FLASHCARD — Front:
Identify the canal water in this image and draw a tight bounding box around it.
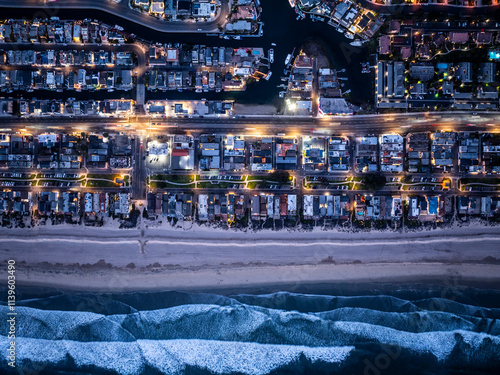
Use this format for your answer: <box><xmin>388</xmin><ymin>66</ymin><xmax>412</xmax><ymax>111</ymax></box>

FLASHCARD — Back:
<box><xmin>1</xmin><ymin>0</ymin><xmax>372</xmax><ymax>106</ymax></box>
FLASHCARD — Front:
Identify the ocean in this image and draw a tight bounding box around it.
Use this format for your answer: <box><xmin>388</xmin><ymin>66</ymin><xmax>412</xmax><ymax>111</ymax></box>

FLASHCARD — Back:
<box><xmin>1</xmin><ymin>285</ymin><xmax>500</xmax><ymax>374</ymax></box>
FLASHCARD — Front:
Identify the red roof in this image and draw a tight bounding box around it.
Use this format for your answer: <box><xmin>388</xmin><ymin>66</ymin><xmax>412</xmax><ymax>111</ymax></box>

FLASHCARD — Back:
<box><xmin>172</xmin><ymin>149</ymin><xmax>189</xmax><ymax>157</ymax></box>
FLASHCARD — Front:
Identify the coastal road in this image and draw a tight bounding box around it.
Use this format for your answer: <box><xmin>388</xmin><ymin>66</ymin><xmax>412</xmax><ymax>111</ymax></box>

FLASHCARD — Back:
<box><xmin>1</xmin><ymin>112</ymin><xmax>499</xmax><ymax>135</ymax></box>
<box><xmin>0</xmin><ymin>0</ymin><xmax>230</xmax><ymax>33</ymax></box>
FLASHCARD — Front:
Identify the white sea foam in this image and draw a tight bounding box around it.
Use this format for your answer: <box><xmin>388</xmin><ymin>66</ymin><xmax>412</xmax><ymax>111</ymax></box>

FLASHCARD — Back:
<box><xmin>414</xmin><ymin>298</ymin><xmax>500</xmax><ymax>318</ymax></box>
<box><xmin>64</xmin><ymin>340</ymin><xmax>144</xmax><ymax>374</ymax></box>
<box><xmin>0</xmin><ymin>306</ymin><xmax>131</xmax><ymax>342</ymax></box>
<box><xmin>316</xmin><ymin>307</ymin><xmax>477</xmax><ymax>333</ymax></box>
<box><xmin>233</xmin><ymin>292</ymin><xmax>418</xmax><ymax>313</ymax></box>
<box><xmin>277</xmin><ymin>310</ymin><xmax>322</xmax><ymax>324</ymax></box>
<box><xmin>5</xmin><ymin>302</ymin><xmax>498</xmax><ymax>349</ymax></box>
<box><xmin>1</xmin><ymin>336</ymin><xmax>353</xmax><ymax>375</ymax></box>
<box><xmin>2</xmin><ymin>336</ymin><xmax>67</xmax><ymax>367</ymax></box>
<box><xmin>137</xmin><ymin>339</ymin><xmax>182</xmax><ymax>373</ymax></box>
<box><xmin>459</xmin><ymin>330</ymin><xmax>498</xmax><ymax>350</ymax></box>
<box><xmin>139</xmin><ymin>339</ymin><xmax>354</xmax><ymax>375</ymax></box>
<box><xmin>110</xmin><ymin>304</ymin><xmax>271</xmax><ymax>341</ymax></box>
<box><xmin>2</xmin><ymin>297</ymin><xmax>500</xmax><ymax>375</ymax></box>
<box><xmin>333</xmin><ymin>321</ymin><xmax>500</xmax><ymax>361</ymax></box>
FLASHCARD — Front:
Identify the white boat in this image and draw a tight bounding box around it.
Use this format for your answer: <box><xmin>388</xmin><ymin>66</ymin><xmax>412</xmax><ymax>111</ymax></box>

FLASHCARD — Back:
<box><xmin>345</xmin><ymin>32</ymin><xmax>354</xmax><ymax>40</ymax></box>
<box><xmin>265</xmin><ymin>71</ymin><xmax>272</xmax><ymax>81</ymax></box>
<box><xmin>350</xmin><ymin>40</ymin><xmax>363</xmax><ymax>47</ymax></box>
<box><xmin>285</xmin><ymin>54</ymin><xmax>292</xmax><ymax>65</ymax></box>
<box><xmin>269</xmin><ymin>49</ymin><xmax>274</xmax><ymax>63</ymax></box>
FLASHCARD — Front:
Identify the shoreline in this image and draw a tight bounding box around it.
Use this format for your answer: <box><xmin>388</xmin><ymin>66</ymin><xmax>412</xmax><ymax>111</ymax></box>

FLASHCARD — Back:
<box><xmin>12</xmin><ymin>262</ymin><xmax>500</xmax><ymax>294</ymax></box>
<box><xmin>11</xmin><ymin>276</ymin><xmax>500</xmax><ymax>301</ymax></box>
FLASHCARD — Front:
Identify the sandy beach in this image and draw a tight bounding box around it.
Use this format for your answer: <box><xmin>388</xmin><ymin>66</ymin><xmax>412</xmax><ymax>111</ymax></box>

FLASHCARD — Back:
<box><xmin>2</xmin><ymin>222</ymin><xmax>500</xmax><ymax>293</ymax></box>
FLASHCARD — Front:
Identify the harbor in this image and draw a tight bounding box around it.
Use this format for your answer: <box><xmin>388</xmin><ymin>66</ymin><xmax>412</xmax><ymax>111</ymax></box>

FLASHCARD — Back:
<box><xmin>0</xmin><ymin>2</ymin><xmax>372</xmax><ymax>109</ymax></box>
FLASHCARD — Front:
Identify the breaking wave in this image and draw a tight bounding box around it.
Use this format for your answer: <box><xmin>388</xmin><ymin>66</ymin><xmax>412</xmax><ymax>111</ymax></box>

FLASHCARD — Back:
<box><xmin>1</xmin><ymin>290</ymin><xmax>500</xmax><ymax>374</ymax></box>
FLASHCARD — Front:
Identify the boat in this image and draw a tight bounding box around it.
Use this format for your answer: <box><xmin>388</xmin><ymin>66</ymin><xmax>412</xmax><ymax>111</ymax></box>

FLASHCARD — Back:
<box><xmin>269</xmin><ymin>49</ymin><xmax>274</xmax><ymax>63</ymax></box>
<box><xmin>285</xmin><ymin>54</ymin><xmax>292</xmax><ymax>65</ymax></box>
<box><xmin>265</xmin><ymin>71</ymin><xmax>272</xmax><ymax>81</ymax></box>
<box><xmin>350</xmin><ymin>40</ymin><xmax>363</xmax><ymax>47</ymax></box>
<box><xmin>345</xmin><ymin>32</ymin><xmax>354</xmax><ymax>40</ymax></box>
<box><xmin>361</xmin><ymin>62</ymin><xmax>371</xmax><ymax>74</ymax></box>
<box><xmin>310</xmin><ymin>15</ymin><xmax>324</xmax><ymax>22</ymax></box>
<box><xmin>99</xmin><ymin>27</ymin><xmax>108</xmax><ymax>43</ymax></box>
